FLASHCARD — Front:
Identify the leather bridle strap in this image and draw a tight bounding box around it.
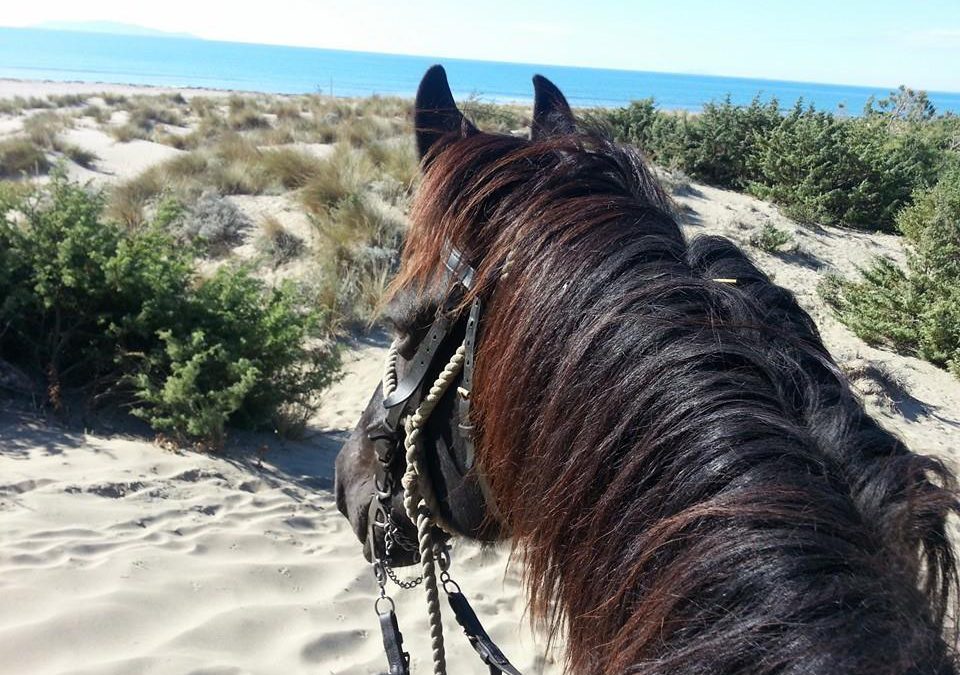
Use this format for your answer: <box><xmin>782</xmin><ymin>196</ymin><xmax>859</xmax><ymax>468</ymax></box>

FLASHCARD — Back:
<box><xmin>457</xmin><ymin>295</ymin><xmax>482</xmax><ymax>469</ymax></box>
<box><xmin>381</xmin><ymin>243</ymin><xmax>477</xmax><ymax>416</ymax></box>
<box><xmin>447</xmin><ymin>588</ymin><xmax>523</xmax><ymax>675</ymax></box>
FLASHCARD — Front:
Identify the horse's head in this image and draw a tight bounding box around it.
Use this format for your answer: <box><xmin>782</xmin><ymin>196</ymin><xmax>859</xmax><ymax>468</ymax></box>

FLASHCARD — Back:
<box><xmin>336</xmin><ymin>66</ymin><xmax>960</xmax><ymax>674</ymax></box>
<box><xmin>335</xmin><ymin>66</ymin><xmax>577</xmax><ymax>565</ymax></box>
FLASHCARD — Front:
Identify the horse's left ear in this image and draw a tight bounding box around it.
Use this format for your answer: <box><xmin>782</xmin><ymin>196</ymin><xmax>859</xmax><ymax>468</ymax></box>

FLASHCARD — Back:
<box><xmin>415</xmin><ymin>65</ymin><xmax>477</xmax><ymax>161</ymax></box>
<box><xmin>531</xmin><ymin>74</ymin><xmax>576</xmax><ymax>140</ymax></box>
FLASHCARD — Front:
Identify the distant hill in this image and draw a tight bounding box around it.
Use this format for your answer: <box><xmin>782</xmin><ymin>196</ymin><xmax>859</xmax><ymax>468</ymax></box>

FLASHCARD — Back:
<box><xmin>33</xmin><ymin>21</ymin><xmax>195</xmax><ymax>39</ymax></box>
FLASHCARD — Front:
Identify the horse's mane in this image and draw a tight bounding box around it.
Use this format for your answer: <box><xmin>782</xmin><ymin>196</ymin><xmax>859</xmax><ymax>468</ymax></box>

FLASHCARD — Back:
<box><xmin>392</xmin><ymin>129</ymin><xmax>960</xmax><ymax>673</ymax></box>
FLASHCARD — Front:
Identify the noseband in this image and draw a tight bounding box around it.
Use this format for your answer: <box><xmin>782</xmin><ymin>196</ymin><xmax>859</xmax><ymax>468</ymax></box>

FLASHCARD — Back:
<box><xmin>364</xmin><ymin>244</ymin><xmax>521</xmax><ymax>675</ymax></box>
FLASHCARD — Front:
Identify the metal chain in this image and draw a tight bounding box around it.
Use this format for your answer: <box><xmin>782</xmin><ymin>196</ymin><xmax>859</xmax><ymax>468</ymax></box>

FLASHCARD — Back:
<box><xmin>385</xmin><ymin>519</ymin><xmax>424</xmax><ymax>589</ymax></box>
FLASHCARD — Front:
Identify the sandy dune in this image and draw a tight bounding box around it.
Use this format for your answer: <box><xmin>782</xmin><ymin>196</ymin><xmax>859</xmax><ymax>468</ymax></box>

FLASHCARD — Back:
<box><xmin>61</xmin><ymin>126</ymin><xmax>185</xmax><ymax>183</ymax></box>
<box><xmin>0</xmin><ymin>340</ymin><xmax>560</xmax><ymax>675</ymax></box>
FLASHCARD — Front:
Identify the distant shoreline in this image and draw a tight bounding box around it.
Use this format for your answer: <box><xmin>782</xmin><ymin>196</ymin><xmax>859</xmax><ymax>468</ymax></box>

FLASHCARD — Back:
<box><xmin>0</xmin><ymin>78</ymin><xmax>266</xmax><ymax>101</ymax></box>
<box><xmin>0</xmin><ymin>77</ymin><xmax>540</xmax><ymax>108</ymax></box>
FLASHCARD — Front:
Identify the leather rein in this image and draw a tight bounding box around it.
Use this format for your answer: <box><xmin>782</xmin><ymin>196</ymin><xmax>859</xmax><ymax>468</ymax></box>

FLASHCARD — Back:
<box><xmin>364</xmin><ymin>244</ymin><xmax>522</xmax><ymax>675</ymax></box>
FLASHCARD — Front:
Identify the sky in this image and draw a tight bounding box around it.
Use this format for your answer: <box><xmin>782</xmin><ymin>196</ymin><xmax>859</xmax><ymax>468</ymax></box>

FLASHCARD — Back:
<box><xmin>2</xmin><ymin>0</ymin><xmax>959</xmax><ymax>92</ymax></box>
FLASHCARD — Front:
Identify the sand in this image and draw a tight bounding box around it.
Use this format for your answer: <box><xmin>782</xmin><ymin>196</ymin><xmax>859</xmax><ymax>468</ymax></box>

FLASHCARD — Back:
<box><xmin>1</xmin><ymin>80</ymin><xmax>959</xmax><ymax>674</ymax></box>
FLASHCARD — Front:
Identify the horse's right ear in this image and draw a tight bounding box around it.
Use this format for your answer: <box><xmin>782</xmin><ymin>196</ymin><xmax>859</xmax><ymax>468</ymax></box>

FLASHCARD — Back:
<box><xmin>415</xmin><ymin>65</ymin><xmax>474</xmax><ymax>161</ymax></box>
<box><xmin>531</xmin><ymin>74</ymin><xmax>576</xmax><ymax>140</ymax></box>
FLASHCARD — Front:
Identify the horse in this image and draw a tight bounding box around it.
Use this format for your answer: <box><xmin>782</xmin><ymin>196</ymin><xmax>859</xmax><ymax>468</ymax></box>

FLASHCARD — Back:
<box><xmin>335</xmin><ymin>65</ymin><xmax>959</xmax><ymax>674</ymax></box>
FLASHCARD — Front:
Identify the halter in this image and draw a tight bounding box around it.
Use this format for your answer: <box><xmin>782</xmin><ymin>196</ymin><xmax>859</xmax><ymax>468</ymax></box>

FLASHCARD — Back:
<box><xmin>365</xmin><ymin>243</ymin><xmax>521</xmax><ymax>675</ymax></box>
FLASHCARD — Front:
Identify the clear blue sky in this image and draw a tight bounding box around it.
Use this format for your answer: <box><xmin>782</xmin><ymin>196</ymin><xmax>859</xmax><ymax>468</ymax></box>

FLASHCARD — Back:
<box><xmin>4</xmin><ymin>0</ymin><xmax>959</xmax><ymax>91</ymax></box>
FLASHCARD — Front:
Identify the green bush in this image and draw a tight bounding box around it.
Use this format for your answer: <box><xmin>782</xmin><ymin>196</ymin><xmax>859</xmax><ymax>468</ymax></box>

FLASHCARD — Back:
<box><xmin>750</xmin><ymin>105</ymin><xmax>939</xmax><ymax>230</ymax></box>
<box><xmin>132</xmin><ymin>268</ymin><xmax>340</xmax><ymax>445</ymax></box>
<box><xmin>602</xmin><ymin>88</ymin><xmax>949</xmax><ymax>231</ymax></box>
<box><xmin>603</xmin><ymin>96</ymin><xmax>781</xmax><ymax>189</ymax></box>
<box><xmin>749</xmin><ymin>223</ymin><xmax>793</xmax><ymax>253</ymax></box>
<box><xmin>821</xmin><ymin>168</ymin><xmax>960</xmax><ymax>376</ymax></box>
<box><xmin>0</xmin><ymin>176</ymin><xmax>341</xmax><ymax>446</ymax></box>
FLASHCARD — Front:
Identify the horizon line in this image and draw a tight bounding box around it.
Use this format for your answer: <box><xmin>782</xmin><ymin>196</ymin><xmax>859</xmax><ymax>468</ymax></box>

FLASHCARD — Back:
<box><xmin>5</xmin><ymin>22</ymin><xmax>960</xmax><ymax>97</ymax></box>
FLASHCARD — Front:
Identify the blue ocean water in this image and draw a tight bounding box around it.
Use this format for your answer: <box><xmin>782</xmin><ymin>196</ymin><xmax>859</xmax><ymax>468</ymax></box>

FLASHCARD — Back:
<box><xmin>2</xmin><ymin>27</ymin><xmax>959</xmax><ymax>114</ymax></box>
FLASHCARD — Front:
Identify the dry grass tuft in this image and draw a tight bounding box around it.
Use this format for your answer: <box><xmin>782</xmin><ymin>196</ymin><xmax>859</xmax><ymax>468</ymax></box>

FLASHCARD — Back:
<box><xmin>0</xmin><ymin>96</ymin><xmax>53</xmax><ymax>115</ymax></box>
<box><xmin>368</xmin><ymin>138</ymin><xmax>419</xmax><ymax>194</ymax></box>
<box><xmin>46</xmin><ymin>93</ymin><xmax>88</xmax><ymax>108</ymax></box>
<box><xmin>259</xmin><ymin>148</ymin><xmax>326</xmax><ymax>189</ymax></box>
<box><xmin>23</xmin><ymin>111</ymin><xmax>72</xmax><ymax>148</ymax></box>
<box><xmin>0</xmin><ymin>137</ymin><xmax>50</xmax><ymax>178</ymax></box>
<box><xmin>82</xmin><ymin>104</ymin><xmax>111</xmax><ymax>124</ymax></box>
<box><xmin>299</xmin><ymin>144</ymin><xmax>376</xmax><ymax>217</ymax></box>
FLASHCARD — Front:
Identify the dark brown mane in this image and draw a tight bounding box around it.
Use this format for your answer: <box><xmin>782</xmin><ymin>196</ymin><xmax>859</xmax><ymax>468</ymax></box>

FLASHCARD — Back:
<box><xmin>391</xmin><ymin>128</ymin><xmax>959</xmax><ymax>674</ymax></box>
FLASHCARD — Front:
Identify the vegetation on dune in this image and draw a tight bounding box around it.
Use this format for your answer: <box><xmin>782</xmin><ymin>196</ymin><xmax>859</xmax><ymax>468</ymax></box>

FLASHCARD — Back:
<box><xmin>749</xmin><ymin>223</ymin><xmax>794</xmax><ymax>253</ymax></box>
<box><xmin>259</xmin><ymin>215</ymin><xmax>305</xmax><ymax>266</ymax></box>
<box><xmin>0</xmin><ymin>176</ymin><xmax>341</xmax><ymax>448</ymax></box>
<box><xmin>821</xmin><ymin>168</ymin><xmax>960</xmax><ymax>377</ymax></box>
<box><xmin>599</xmin><ymin>86</ymin><xmax>957</xmax><ymax>232</ymax></box>
<box><xmin>0</xmin><ymin>137</ymin><xmax>50</xmax><ymax>177</ymax></box>
<box><xmin>2</xmin><ymin>80</ymin><xmax>957</xmax><ymax>440</ymax></box>
<box><xmin>0</xmin><ymin>96</ymin><xmax>54</xmax><ymax>115</ymax></box>
<box><xmin>177</xmin><ymin>192</ymin><xmax>252</xmax><ymax>256</ymax></box>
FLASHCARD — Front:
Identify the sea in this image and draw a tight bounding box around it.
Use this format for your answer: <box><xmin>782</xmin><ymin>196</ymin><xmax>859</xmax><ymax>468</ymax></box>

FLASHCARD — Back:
<box><xmin>2</xmin><ymin>26</ymin><xmax>960</xmax><ymax>114</ymax></box>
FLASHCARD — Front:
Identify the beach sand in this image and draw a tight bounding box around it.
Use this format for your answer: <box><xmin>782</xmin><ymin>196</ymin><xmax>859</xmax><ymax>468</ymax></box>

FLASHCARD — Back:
<box><xmin>1</xmin><ymin>80</ymin><xmax>958</xmax><ymax>674</ymax></box>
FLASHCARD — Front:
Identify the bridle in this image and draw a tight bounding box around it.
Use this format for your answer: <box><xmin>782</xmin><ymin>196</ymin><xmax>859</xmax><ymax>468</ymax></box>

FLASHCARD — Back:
<box><xmin>363</xmin><ymin>243</ymin><xmax>522</xmax><ymax>675</ymax></box>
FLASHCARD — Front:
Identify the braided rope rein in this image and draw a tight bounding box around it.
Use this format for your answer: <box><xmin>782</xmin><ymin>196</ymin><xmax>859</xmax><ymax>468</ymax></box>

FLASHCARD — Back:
<box><xmin>382</xmin><ymin>341</ymin><xmax>467</xmax><ymax>675</ymax></box>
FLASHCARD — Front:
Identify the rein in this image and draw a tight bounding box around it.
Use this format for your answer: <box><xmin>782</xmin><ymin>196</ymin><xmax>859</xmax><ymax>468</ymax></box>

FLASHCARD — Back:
<box><xmin>366</xmin><ymin>244</ymin><xmax>522</xmax><ymax>675</ymax></box>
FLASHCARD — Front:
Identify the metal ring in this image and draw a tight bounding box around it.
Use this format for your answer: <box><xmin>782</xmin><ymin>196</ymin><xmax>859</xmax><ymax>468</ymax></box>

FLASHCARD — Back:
<box><xmin>441</xmin><ymin>577</ymin><xmax>462</xmax><ymax>595</ymax></box>
<box><xmin>374</xmin><ymin>595</ymin><xmax>396</xmax><ymax>615</ymax></box>
<box><xmin>437</xmin><ymin>546</ymin><xmax>451</xmax><ymax>572</ymax></box>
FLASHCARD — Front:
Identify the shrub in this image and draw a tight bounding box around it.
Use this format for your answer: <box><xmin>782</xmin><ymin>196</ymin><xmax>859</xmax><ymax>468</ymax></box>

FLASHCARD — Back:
<box><xmin>0</xmin><ymin>177</ymin><xmax>189</xmax><ymax>402</ymax></box>
<box><xmin>132</xmin><ymin>269</ymin><xmax>340</xmax><ymax>447</ymax></box>
<box><xmin>750</xmin><ymin>105</ymin><xmax>939</xmax><ymax>230</ymax></box>
<box><xmin>602</xmin><ymin>89</ymin><xmax>948</xmax><ymax>231</ymax></box>
<box><xmin>260</xmin><ymin>215</ymin><xmax>305</xmax><ymax>265</ymax></box>
<box><xmin>673</xmin><ymin>96</ymin><xmax>781</xmax><ymax>188</ymax></box>
<box><xmin>0</xmin><ymin>176</ymin><xmax>341</xmax><ymax>446</ymax></box>
<box><xmin>0</xmin><ymin>137</ymin><xmax>49</xmax><ymax>177</ymax></box>
<box><xmin>603</xmin><ymin>96</ymin><xmax>781</xmax><ymax>189</ymax></box>
<box><xmin>821</xmin><ymin>169</ymin><xmax>960</xmax><ymax>375</ymax></box>
<box><xmin>178</xmin><ymin>192</ymin><xmax>251</xmax><ymax>256</ymax></box>
<box><xmin>749</xmin><ymin>223</ymin><xmax>793</xmax><ymax>253</ymax></box>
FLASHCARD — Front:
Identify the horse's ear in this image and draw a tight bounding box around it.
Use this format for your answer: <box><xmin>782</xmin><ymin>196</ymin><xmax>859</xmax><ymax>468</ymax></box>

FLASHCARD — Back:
<box><xmin>531</xmin><ymin>74</ymin><xmax>576</xmax><ymax>140</ymax></box>
<box><xmin>415</xmin><ymin>65</ymin><xmax>475</xmax><ymax>161</ymax></box>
